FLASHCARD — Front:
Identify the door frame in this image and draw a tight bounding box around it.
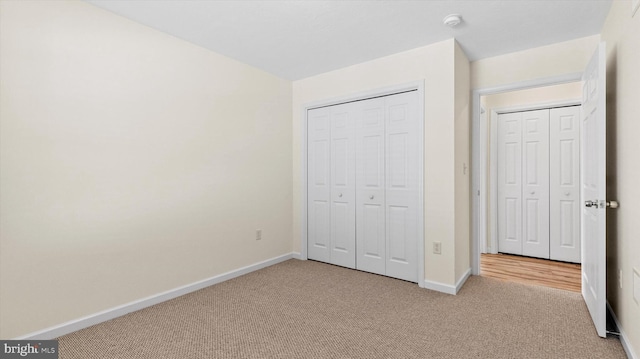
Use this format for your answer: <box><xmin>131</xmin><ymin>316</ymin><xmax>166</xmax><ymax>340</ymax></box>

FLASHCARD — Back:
<box><xmin>299</xmin><ymin>81</ymin><xmax>425</xmax><ymax>287</ymax></box>
<box><xmin>471</xmin><ymin>73</ymin><xmax>583</xmax><ymax>275</ymax></box>
<box><xmin>488</xmin><ymin>100</ymin><xmax>581</xmax><ymax>255</ymax></box>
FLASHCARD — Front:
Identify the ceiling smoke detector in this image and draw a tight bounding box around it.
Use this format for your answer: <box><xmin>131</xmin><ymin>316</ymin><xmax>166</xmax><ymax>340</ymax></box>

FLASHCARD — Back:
<box><xmin>443</xmin><ymin>14</ymin><xmax>462</xmax><ymax>27</ymax></box>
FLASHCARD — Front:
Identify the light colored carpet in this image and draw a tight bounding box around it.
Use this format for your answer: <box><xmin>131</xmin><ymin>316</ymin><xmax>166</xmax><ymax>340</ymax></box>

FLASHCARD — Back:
<box><xmin>58</xmin><ymin>259</ymin><xmax>626</xmax><ymax>358</ymax></box>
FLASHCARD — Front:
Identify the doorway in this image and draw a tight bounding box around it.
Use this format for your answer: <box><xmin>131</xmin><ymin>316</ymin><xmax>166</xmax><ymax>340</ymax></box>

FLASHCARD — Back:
<box><xmin>477</xmin><ymin>82</ymin><xmax>583</xmax><ymax>292</ymax></box>
<box><xmin>472</xmin><ymin>43</ymin><xmax>608</xmax><ymax>338</ymax></box>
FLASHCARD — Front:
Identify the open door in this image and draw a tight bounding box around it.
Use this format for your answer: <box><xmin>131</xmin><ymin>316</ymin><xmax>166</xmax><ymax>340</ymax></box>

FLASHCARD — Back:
<box><xmin>581</xmin><ymin>42</ymin><xmax>607</xmax><ymax>338</ymax></box>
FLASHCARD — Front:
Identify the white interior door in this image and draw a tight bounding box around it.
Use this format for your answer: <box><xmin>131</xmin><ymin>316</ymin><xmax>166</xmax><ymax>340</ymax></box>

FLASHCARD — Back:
<box><xmin>550</xmin><ymin>106</ymin><xmax>581</xmax><ymax>263</ymax></box>
<box><xmin>330</xmin><ymin>103</ymin><xmax>356</xmax><ymax>268</ymax></box>
<box><xmin>384</xmin><ymin>91</ymin><xmax>419</xmax><ymax>282</ymax></box>
<box><xmin>497</xmin><ymin>112</ymin><xmax>523</xmax><ymax>255</ymax></box>
<box><xmin>521</xmin><ymin>109</ymin><xmax>550</xmax><ymax>259</ymax></box>
<box><xmin>307</xmin><ymin>107</ymin><xmax>331</xmax><ymax>263</ymax></box>
<box><xmin>581</xmin><ymin>42</ymin><xmax>607</xmax><ymax>338</ymax></box>
<box><xmin>356</xmin><ymin>98</ymin><xmax>386</xmax><ymax>275</ymax></box>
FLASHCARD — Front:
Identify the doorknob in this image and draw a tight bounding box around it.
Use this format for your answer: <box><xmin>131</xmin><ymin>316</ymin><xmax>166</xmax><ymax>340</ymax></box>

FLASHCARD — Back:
<box><xmin>606</xmin><ymin>200</ymin><xmax>619</xmax><ymax>209</ymax></box>
<box><xmin>338</xmin><ymin>193</ymin><xmax>343</xmax><ymax>198</ymax></box>
<box><xmin>585</xmin><ymin>200</ymin><xmax>598</xmax><ymax>208</ymax></box>
<box><xmin>530</xmin><ymin>191</ymin><xmax>535</xmax><ymax>195</ymax></box>
<box><xmin>369</xmin><ymin>195</ymin><xmax>374</xmax><ymax>200</ymax></box>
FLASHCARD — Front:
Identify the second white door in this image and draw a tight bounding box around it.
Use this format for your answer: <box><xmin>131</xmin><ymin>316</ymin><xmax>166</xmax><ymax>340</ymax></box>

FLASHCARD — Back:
<box><xmin>497</xmin><ymin>106</ymin><xmax>581</xmax><ymax>262</ymax></box>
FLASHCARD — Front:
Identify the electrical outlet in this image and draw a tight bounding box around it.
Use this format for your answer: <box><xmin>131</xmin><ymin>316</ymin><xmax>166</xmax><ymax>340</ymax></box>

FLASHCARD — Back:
<box><xmin>633</xmin><ymin>268</ymin><xmax>640</xmax><ymax>304</ymax></box>
<box><xmin>433</xmin><ymin>241</ymin><xmax>442</xmax><ymax>255</ymax></box>
<box><xmin>256</xmin><ymin>229</ymin><xmax>262</xmax><ymax>240</ymax></box>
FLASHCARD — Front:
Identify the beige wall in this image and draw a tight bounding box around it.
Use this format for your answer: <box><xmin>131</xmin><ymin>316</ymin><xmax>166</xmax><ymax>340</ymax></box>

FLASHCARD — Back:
<box><xmin>600</xmin><ymin>0</ymin><xmax>640</xmax><ymax>354</ymax></box>
<box><xmin>472</xmin><ymin>35</ymin><xmax>600</xmax><ymax>90</ymax></box>
<box><xmin>292</xmin><ymin>39</ymin><xmax>471</xmax><ymax>286</ymax></box>
<box><xmin>0</xmin><ymin>1</ymin><xmax>293</xmax><ymax>338</ymax></box>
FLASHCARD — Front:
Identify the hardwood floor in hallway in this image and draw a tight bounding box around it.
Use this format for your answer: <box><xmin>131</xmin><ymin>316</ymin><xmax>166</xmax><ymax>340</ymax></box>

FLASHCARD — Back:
<box><xmin>481</xmin><ymin>253</ymin><xmax>581</xmax><ymax>292</ymax></box>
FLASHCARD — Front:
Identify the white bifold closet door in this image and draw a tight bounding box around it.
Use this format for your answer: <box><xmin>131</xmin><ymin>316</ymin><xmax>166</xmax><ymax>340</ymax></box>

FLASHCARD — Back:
<box><xmin>307</xmin><ymin>103</ymin><xmax>356</xmax><ymax>268</ymax></box>
<box><xmin>355</xmin><ymin>92</ymin><xmax>419</xmax><ymax>282</ymax></box>
<box><xmin>355</xmin><ymin>97</ymin><xmax>386</xmax><ymax>275</ymax></box>
<box><xmin>497</xmin><ymin>112</ymin><xmax>523</xmax><ymax>255</ymax></box>
<box><xmin>522</xmin><ymin>110</ymin><xmax>550</xmax><ymax>259</ymax></box>
<box><xmin>329</xmin><ymin>103</ymin><xmax>357</xmax><ymax>268</ymax></box>
<box><xmin>549</xmin><ymin>106</ymin><xmax>581</xmax><ymax>263</ymax></box>
<box><xmin>498</xmin><ymin>109</ymin><xmax>549</xmax><ymax>258</ymax></box>
<box><xmin>497</xmin><ymin>106</ymin><xmax>581</xmax><ymax>263</ymax></box>
<box><xmin>308</xmin><ymin>90</ymin><xmax>419</xmax><ymax>282</ymax></box>
<box><xmin>307</xmin><ymin>106</ymin><xmax>332</xmax><ymax>264</ymax></box>
<box><xmin>382</xmin><ymin>92</ymin><xmax>419</xmax><ymax>281</ymax></box>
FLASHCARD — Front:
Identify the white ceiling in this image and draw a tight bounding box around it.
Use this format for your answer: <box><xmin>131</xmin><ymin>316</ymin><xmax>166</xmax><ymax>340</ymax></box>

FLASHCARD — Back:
<box><xmin>85</xmin><ymin>0</ymin><xmax>612</xmax><ymax>81</ymax></box>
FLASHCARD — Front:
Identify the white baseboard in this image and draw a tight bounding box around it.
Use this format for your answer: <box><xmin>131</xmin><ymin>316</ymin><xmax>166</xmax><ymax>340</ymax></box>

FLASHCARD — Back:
<box><xmin>607</xmin><ymin>301</ymin><xmax>638</xmax><ymax>359</ymax></box>
<box><xmin>455</xmin><ymin>268</ymin><xmax>472</xmax><ymax>293</ymax></box>
<box><xmin>291</xmin><ymin>252</ymin><xmax>303</xmax><ymax>260</ymax></box>
<box><xmin>423</xmin><ymin>269</ymin><xmax>471</xmax><ymax>295</ymax></box>
<box><xmin>15</xmin><ymin>253</ymin><xmax>295</xmax><ymax>340</ymax></box>
<box><xmin>423</xmin><ymin>279</ymin><xmax>456</xmax><ymax>295</ymax></box>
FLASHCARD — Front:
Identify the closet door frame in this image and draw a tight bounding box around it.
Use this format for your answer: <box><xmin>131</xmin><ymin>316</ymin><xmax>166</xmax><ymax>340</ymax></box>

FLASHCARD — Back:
<box><xmin>489</xmin><ymin>99</ymin><xmax>582</xmax><ymax>256</ymax></box>
<box><xmin>300</xmin><ymin>81</ymin><xmax>425</xmax><ymax>287</ymax></box>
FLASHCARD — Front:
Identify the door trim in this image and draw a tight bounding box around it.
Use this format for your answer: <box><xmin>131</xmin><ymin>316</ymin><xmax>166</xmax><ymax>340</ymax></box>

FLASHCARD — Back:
<box><xmin>489</xmin><ymin>100</ymin><xmax>581</xmax><ymax>255</ymax></box>
<box><xmin>471</xmin><ymin>73</ymin><xmax>583</xmax><ymax>275</ymax></box>
<box><xmin>479</xmin><ymin>105</ymin><xmax>487</xmax><ymax>254</ymax></box>
<box><xmin>299</xmin><ymin>81</ymin><xmax>425</xmax><ymax>287</ymax></box>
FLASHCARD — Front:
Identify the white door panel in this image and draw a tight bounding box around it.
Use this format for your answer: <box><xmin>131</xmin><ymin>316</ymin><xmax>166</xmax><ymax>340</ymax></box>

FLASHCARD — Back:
<box><xmin>388</xmin><ymin>133</ymin><xmax>408</xmax><ymax>188</ymax></box>
<box><xmin>307</xmin><ymin>107</ymin><xmax>332</xmax><ymax>262</ymax></box>
<box><xmin>362</xmin><ymin>204</ymin><xmax>384</xmax><ymax>256</ymax></box>
<box><xmin>309</xmin><ymin>200</ymin><xmax>330</xmax><ymax>255</ymax></box>
<box><xmin>498</xmin><ymin>112</ymin><xmax>523</xmax><ymax>255</ymax></box>
<box><xmin>550</xmin><ymin>106</ymin><xmax>581</xmax><ymax>263</ymax></box>
<box><xmin>581</xmin><ymin>42</ymin><xmax>607</xmax><ymax>338</ymax></box>
<box><xmin>330</xmin><ymin>103</ymin><xmax>356</xmax><ymax>268</ymax></box>
<box><xmin>521</xmin><ymin>110</ymin><xmax>550</xmax><ymax>259</ymax></box>
<box><xmin>388</xmin><ymin>205</ymin><xmax>410</xmax><ymax>263</ymax></box>
<box><xmin>356</xmin><ymin>98</ymin><xmax>386</xmax><ymax>275</ymax></box>
<box><xmin>385</xmin><ymin>92</ymin><xmax>419</xmax><ymax>282</ymax></box>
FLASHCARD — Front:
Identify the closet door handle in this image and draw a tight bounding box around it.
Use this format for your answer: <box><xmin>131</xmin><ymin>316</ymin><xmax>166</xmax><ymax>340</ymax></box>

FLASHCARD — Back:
<box><xmin>338</xmin><ymin>193</ymin><xmax>343</xmax><ymax>198</ymax></box>
<box><xmin>369</xmin><ymin>195</ymin><xmax>374</xmax><ymax>200</ymax></box>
